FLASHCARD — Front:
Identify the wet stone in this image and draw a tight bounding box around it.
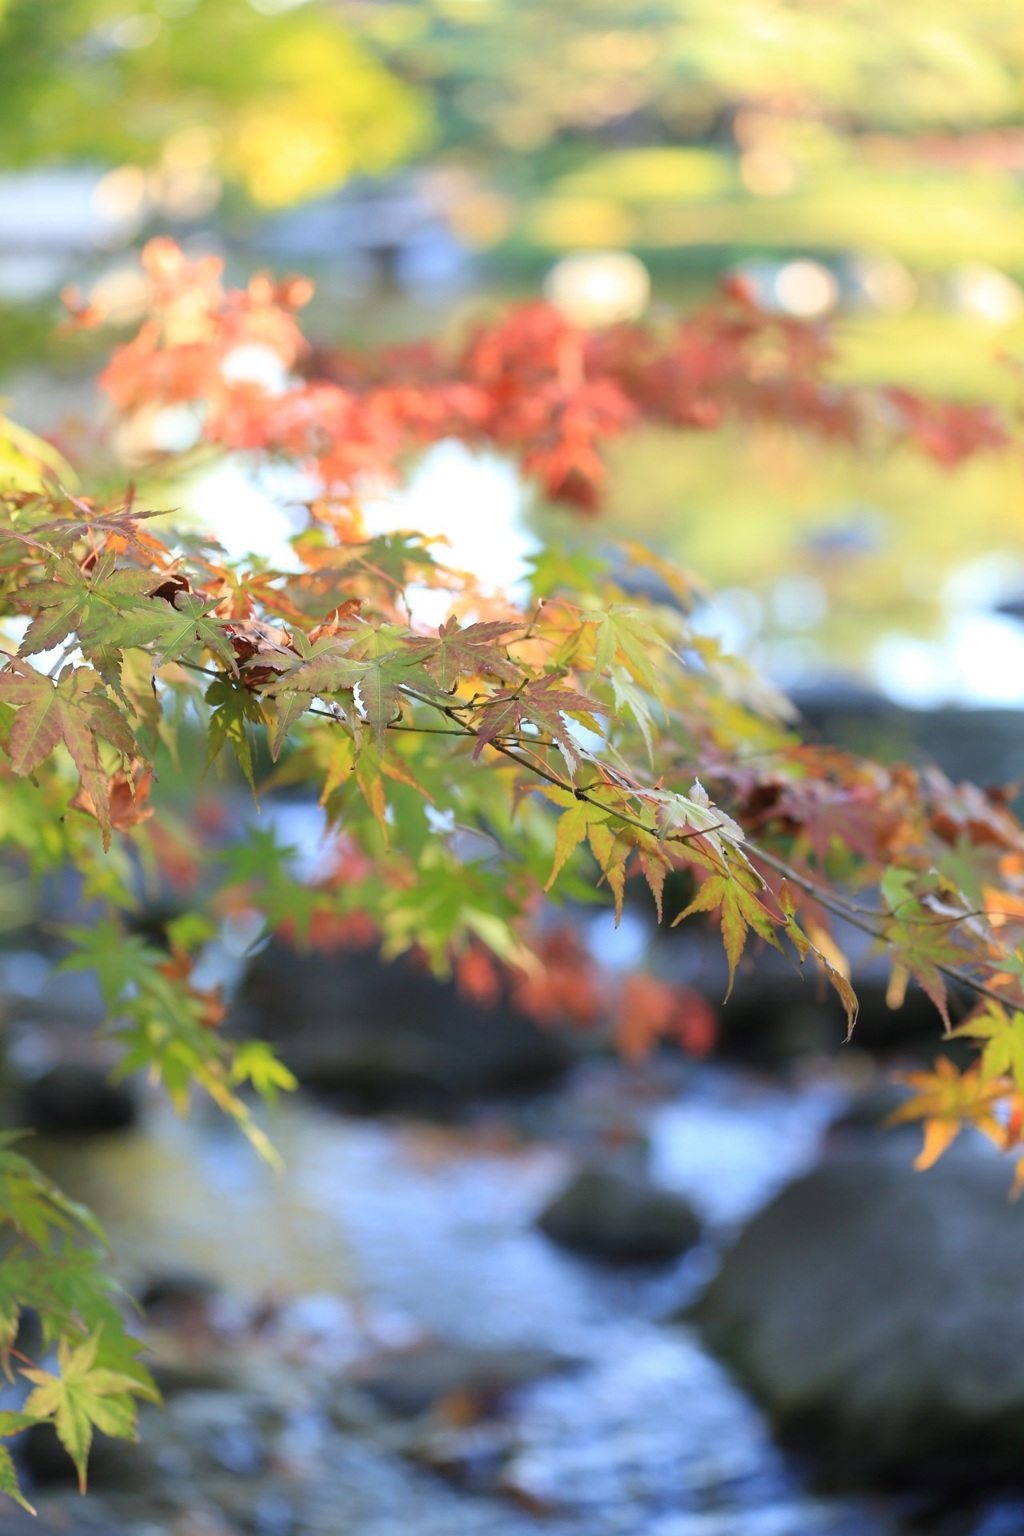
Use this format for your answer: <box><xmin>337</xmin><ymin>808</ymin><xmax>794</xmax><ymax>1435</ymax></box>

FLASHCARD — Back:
<box><xmin>346</xmin><ymin>1341</ymin><xmax>577</xmax><ymax>1420</ymax></box>
<box><xmin>536</xmin><ymin>1164</ymin><xmax>702</xmax><ymax>1263</ymax></box>
<box><xmin>137</xmin><ymin>1272</ymin><xmax>221</xmax><ymax>1330</ymax></box>
<box><xmin>23</xmin><ymin>1062</ymin><xmax>136</xmax><ymax>1136</ymax></box>
<box><xmin>692</xmin><ymin>1141</ymin><xmax>1024</xmax><ymax>1483</ymax></box>
<box><xmin>20</xmin><ymin>1421</ymin><xmax>156</xmax><ymax>1491</ymax></box>
<box><xmin>230</xmin><ymin>938</ymin><xmax>574</xmax><ymax>1113</ymax></box>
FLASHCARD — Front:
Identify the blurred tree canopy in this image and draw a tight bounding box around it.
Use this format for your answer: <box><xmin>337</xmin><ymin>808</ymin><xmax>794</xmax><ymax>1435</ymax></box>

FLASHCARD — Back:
<box><xmin>0</xmin><ymin>0</ymin><xmax>429</xmax><ymax>207</ymax></box>
<box><xmin>355</xmin><ymin>0</ymin><xmax>1024</xmax><ymax>149</ymax></box>
<box><xmin>4</xmin><ymin>0</ymin><xmax>1024</xmax><ymax>225</ymax></box>
<box><xmin>342</xmin><ymin>0</ymin><xmax>1024</xmax><ymax>267</ymax></box>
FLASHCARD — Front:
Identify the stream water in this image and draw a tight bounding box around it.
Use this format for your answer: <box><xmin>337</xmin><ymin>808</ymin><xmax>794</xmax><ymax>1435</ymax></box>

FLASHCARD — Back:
<box><xmin>17</xmin><ymin>1059</ymin><xmax>1020</xmax><ymax>1536</ymax></box>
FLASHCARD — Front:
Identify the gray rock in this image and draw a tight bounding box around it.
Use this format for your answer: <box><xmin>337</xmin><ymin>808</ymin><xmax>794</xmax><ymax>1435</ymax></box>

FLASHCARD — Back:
<box><xmin>231</xmin><ymin>938</ymin><xmax>574</xmax><ymax>1112</ymax></box>
<box><xmin>136</xmin><ymin>1271</ymin><xmax>220</xmax><ymax>1328</ymax></box>
<box><xmin>690</xmin><ymin>1143</ymin><xmax>1024</xmax><ymax>1483</ymax></box>
<box><xmin>22</xmin><ymin>1063</ymin><xmax>136</xmax><ymax>1136</ymax></box>
<box><xmin>537</xmin><ymin>1164</ymin><xmax>701</xmax><ymax>1263</ymax></box>
<box><xmin>20</xmin><ymin>1420</ymin><xmax>155</xmax><ymax>1490</ymax></box>
<box><xmin>347</xmin><ymin>1342</ymin><xmax>576</xmax><ymax>1419</ymax></box>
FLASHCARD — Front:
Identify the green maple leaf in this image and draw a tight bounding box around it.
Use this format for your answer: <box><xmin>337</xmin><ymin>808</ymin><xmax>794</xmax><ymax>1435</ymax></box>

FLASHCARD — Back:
<box><xmin>379</xmin><ymin>859</ymin><xmax>524</xmax><ymax>972</ymax></box>
<box><xmin>608</xmin><ymin>664</ymin><xmax>658</xmax><ymax>761</ymax></box>
<box><xmin>402</xmin><ymin>617</ymin><xmax>523</xmax><ymax>693</ymax></box>
<box><xmin>952</xmin><ymin>1004</ymin><xmax>1024</xmax><ymax>1090</ymax></box>
<box><xmin>356</xmin><ymin>655</ymin><xmax>405</xmax><ymax>751</ymax></box>
<box><xmin>351</xmin><ymin>530</ymin><xmax>440</xmax><ymax>586</ymax></box>
<box><xmin>59</xmin><ymin>919</ymin><xmax>155</xmax><ymax>1008</ymax></box>
<box><xmin>345</xmin><ymin>626</ymin><xmax>448</xmax><ymax>751</ymax></box>
<box><xmin>544</xmin><ymin>795</ymin><xmax>609</xmax><ymax>890</ymax></box>
<box><xmin>230</xmin><ymin>1040</ymin><xmax>298</xmax><ymax>1104</ymax></box>
<box><xmin>22</xmin><ymin>1329</ymin><xmax>145</xmax><ymax>1491</ymax></box>
<box><xmin>145</xmin><ymin>592</ymin><xmax>237</xmax><ymax>670</ymax></box>
<box><xmin>205</xmin><ymin>675</ymin><xmax>266</xmax><ymax>795</ymax></box>
<box><xmin>0</xmin><ymin>1443</ymin><xmax>34</xmax><ymax>1514</ymax></box>
<box><xmin>0</xmin><ymin>1134</ymin><xmax>106</xmax><ymax>1251</ymax></box>
<box><xmin>526</xmin><ymin>543</ymin><xmax>607</xmax><ymax>603</ymax></box>
<box><xmin>75</xmin><ymin>577</ymin><xmax>185</xmax><ymax>656</ymax></box>
<box><xmin>18</xmin><ymin>560</ymin><xmax>93</xmax><ymax>655</ymax></box>
<box><xmin>582</xmin><ymin>605</ymin><xmax>669</xmax><ymax>695</ymax></box>
<box><xmin>265</xmin><ymin>631</ymin><xmax>370</xmax><ymax>698</ymax></box>
<box><xmin>268</xmin><ymin>690</ymin><xmax>310</xmax><ymax>761</ymax></box>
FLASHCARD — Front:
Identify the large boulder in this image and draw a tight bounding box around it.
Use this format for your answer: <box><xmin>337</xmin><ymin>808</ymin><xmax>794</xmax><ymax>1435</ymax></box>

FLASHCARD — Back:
<box><xmin>230</xmin><ymin>938</ymin><xmax>574</xmax><ymax>1113</ymax></box>
<box><xmin>690</xmin><ymin>1142</ymin><xmax>1024</xmax><ymax>1484</ymax></box>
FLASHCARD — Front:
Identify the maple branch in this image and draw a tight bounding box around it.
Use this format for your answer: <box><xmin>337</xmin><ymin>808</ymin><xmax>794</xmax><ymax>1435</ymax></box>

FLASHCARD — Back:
<box><xmin>141</xmin><ymin>659</ymin><xmax>1019</xmax><ymax>1021</ymax></box>
<box><xmin>750</xmin><ymin>844</ymin><xmax>1021</xmax><ymax>1015</ymax></box>
<box><xmin>305</xmin><ymin>704</ymin><xmax>558</xmax><ymax>749</ymax></box>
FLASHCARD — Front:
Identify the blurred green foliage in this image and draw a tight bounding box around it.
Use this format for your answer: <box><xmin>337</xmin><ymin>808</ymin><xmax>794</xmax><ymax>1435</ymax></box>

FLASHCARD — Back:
<box><xmin>0</xmin><ymin>0</ymin><xmax>429</xmax><ymax>207</ymax></box>
<box><xmin>354</xmin><ymin>0</ymin><xmax>1024</xmax><ymax>148</ymax></box>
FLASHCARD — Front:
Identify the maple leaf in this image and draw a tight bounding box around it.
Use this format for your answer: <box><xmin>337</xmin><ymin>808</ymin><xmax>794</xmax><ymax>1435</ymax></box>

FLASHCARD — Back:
<box><xmin>229</xmin><ymin>1040</ymin><xmax>298</xmax><ymax>1104</ymax></box>
<box><xmin>0</xmin><ymin>1133</ymin><xmax>106</xmax><ymax>1250</ymax></box>
<box><xmin>608</xmin><ymin>664</ymin><xmax>658</xmax><ymax>761</ymax></box>
<box><xmin>646</xmin><ymin>780</ymin><xmax>745</xmax><ymax>868</ymax></box>
<box><xmin>544</xmin><ymin>795</ymin><xmax>610</xmax><ymax>891</ymax></box>
<box><xmin>355</xmin><ymin>655</ymin><xmax>406</xmax><ymax>752</ymax></box>
<box><xmin>17</xmin><ymin>559</ymin><xmax>98</xmax><ymax>655</ymax></box>
<box><xmin>26</xmin><ymin>497</ymin><xmax>170</xmax><ymax>557</ymax></box>
<box><xmin>147</xmin><ymin>592</ymin><xmax>239</xmax><ymax>671</ymax></box>
<box><xmin>887</xmin><ymin>1057</ymin><xmax>1006</xmax><ymax>1170</ymax></box>
<box><xmin>402</xmin><ymin>616</ymin><xmax>524</xmax><ymax>692</ymax></box>
<box><xmin>0</xmin><ymin>1444</ymin><xmax>34</xmax><ymax>1514</ymax></box>
<box><xmin>586</xmin><ymin>819</ymin><xmax>632</xmax><ymax>921</ymax></box>
<box><xmin>673</xmin><ymin>863</ymin><xmax>781</xmax><ymax>995</ymax></box>
<box><xmin>881</xmin><ymin>906</ymin><xmax>972</xmax><ymax>1030</ymax></box>
<box><xmin>0</xmin><ymin>662</ymin><xmax>135</xmax><ymax>847</ymax></box>
<box><xmin>345</xmin><ymin>626</ymin><xmax>450</xmax><ymax>750</ymax></box>
<box><xmin>22</xmin><ymin>1329</ymin><xmax>147</xmax><ymax>1492</ymax></box>
<box><xmin>777</xmin><ymin>883</ymin><xmax>858</xmax><ymax>1037</ymax></box>
<box><xmin>70</xmin><ymin>762</ymin><xmax>154</xmax><ymax>834</ymax></box>
<box><xmin>581</xmin><ymin>604</ymin><xmax>670</xmax><ymax>695</ymax></box>
<box><xmin>635</xmin><ymin>833</ymin><xmax>672</xmax><ymax>921</ymax></box>
<box><xmin>268</xmin><ymin>690</ymin><xmax>310</xmax><ymax>761</ymax></box>
<box><xmin>264</xmin><ymin>631</ymin><xmax>369</xmax><ymax>698</ymax></box>
<box><xmin>950</xmin><ymin>1003</ymin><xmax>1024</xmax><ymax>1092</ymax></box>
<box><xmin>205</xmin><ymin>675</ymin><xmax>266</xmax><ymax>795</ymax></box>
<box><xmin>473</xmin><ymin>675</ymin><xmax>608</xmax><ymax>775</ymax></box>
